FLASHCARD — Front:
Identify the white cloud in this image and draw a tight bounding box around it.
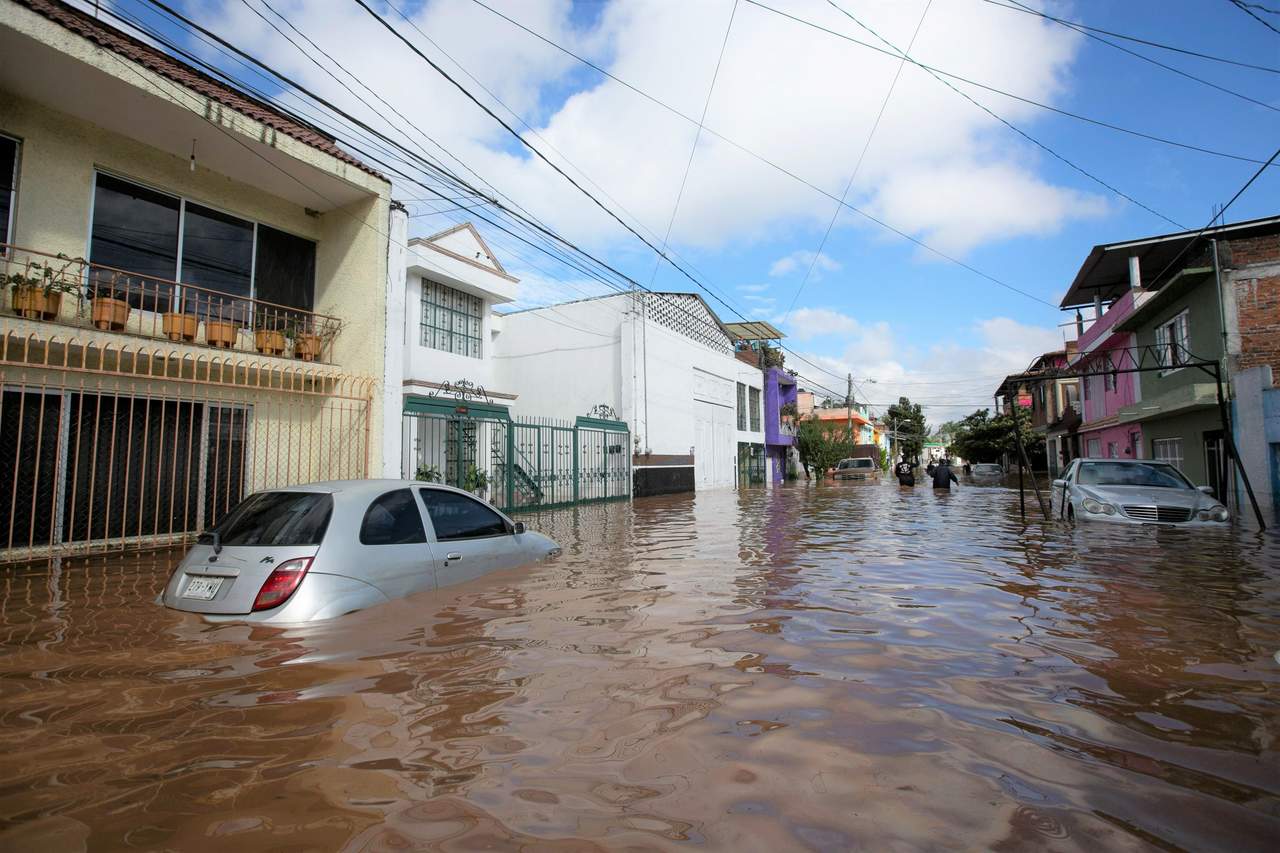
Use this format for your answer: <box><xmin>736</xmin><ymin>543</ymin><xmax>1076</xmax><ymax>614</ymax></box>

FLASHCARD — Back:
<box><xmin>737</xmin><ymin>283</ymin><xmax>770</xmax><ymax>293</ymax></box>
<box><xmin>787</xmin><ymin>306</ymin><xmax>860</xmax><ymax>341</ymax></box>
<box><xmin>207</xmin><ymin>0</ymin><xmax>1102</xmax><ymax>255</ymax></box>
<box><xmin>769</xmin><ymin>250</ymin><xmax>841</xmax><ymax>278</ymax></box>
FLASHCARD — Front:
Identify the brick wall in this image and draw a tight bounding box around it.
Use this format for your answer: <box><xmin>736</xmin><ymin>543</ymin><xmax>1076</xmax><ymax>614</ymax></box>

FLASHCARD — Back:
<box><xmin>1225</xmin><ymin>233</ymin><xmax>1280</xmax><ymax>375</ymax></box>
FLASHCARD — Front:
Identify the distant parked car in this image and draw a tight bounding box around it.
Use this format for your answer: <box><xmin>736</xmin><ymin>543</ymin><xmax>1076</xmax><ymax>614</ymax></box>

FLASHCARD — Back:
<box><xmin>969</xmin><ymin>463</ymin><xmax>1004</xmax><ymax>481</ymax></box>
<box><xmin>1052</xmin><ymin>459</ymin><xmax>1229</xmax><ymax>526</ymax></box>
<box><xmin>162</xmin><ymin>480</ymin><xmax>560</xmax><ymax>623</ymax></box>
<box><xmin>833</xmin><ymin>457</ymin><xmax>880</xmax><ymax>481</ymax></box>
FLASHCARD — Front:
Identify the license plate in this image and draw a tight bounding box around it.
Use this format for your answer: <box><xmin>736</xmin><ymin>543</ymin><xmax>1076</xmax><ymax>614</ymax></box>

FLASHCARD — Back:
<box><xmin>183</xmin><ymin>576</ymin><xmax>223</xmax><ymax>600</ymax></box>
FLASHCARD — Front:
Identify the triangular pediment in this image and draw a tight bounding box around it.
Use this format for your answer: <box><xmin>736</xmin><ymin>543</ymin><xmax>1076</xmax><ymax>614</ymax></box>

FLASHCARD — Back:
<box><xmin>422</xmin><ymin>222</ymin><xmax>507</xmax><ymax>275</ymax></box>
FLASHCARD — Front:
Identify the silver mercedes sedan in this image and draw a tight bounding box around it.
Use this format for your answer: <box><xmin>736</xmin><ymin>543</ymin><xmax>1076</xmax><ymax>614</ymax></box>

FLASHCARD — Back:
<box><xmin>162</xmin><ymin>480</ymin><xmax>560</xmax><ymax>623</ymax></box>
<box><xmin>1051</xmin><ymin>459</ymin><xmax>1230</xmax><ymax>526</ymax></box>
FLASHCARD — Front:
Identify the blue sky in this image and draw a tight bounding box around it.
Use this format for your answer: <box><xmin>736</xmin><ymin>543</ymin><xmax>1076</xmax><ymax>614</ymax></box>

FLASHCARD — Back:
<box><xmin>112</xmin><ymin>0</ymin><xmax>1279</xmax><ymax>420</ymax></box>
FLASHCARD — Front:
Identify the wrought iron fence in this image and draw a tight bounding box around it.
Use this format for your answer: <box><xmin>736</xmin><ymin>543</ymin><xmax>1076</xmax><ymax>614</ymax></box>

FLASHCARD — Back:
<box><xmin>3</xmin><ymin>243</ymin><xmax>342</xmax><ymax>363</ymax></box>
<box><xmin>402</xmin><ymin>410</ymin><xmax>630</xmax><ymax>512</ymax></box>
<box><xmin>0</xmin><ymin>331</ymin><xmax>373</xmax><ymax>561</ymax></box>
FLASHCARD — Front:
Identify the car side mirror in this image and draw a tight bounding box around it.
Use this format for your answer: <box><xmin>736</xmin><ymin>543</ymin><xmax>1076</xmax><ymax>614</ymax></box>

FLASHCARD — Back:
<box><xmin>512</xmin><ymin>521</ymin><xmax>526</xmax><ymax>534</ymax></box>
<box><xmin>1197</xmin><ymin>485</ymin><xmax>1214</xmax><ymax>495</ymax></box>
<box><xmin>1052</xmin><ymin>479</ymin><xmax>1067</xmax><ymax>489</ymax></box>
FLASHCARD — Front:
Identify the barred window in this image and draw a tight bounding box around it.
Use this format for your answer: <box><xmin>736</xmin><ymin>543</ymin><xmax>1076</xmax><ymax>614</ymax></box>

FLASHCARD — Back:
<box><xmin>749</xmin><ymin>387</ymin><xmax>761</xmax><ymax>432</ymax></box>
<box><xmin>421</xmin><ymin>279</ymin><xmax>482</xmax><ymax>358</ymax></box>
<box><xmin>737</xmin><ymin>383</ymin><xmax>747</xmax><ymax>430</ymax></box>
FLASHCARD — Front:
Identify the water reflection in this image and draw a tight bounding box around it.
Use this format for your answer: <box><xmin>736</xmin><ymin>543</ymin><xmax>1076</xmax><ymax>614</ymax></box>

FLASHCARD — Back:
<box><xmin>1</xmin><ymin>482</ymin><xmax>1277</xmax><ymax>850</ymax></box>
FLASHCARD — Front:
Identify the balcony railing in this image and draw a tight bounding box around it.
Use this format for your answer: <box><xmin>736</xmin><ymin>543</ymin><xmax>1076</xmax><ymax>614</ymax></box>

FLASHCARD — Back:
<box><xmin>778</xmin><ymin>418</ymin><xmax>797</xmax><ymax>437</ymax></box>
<box><xmin>3</xmin><ymin>244</ymin><xmax>341</xmax><ymax>363</ymax></box>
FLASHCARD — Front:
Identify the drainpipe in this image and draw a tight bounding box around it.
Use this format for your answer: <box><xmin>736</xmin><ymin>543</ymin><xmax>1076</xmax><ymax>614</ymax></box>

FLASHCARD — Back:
<box><xmin>1211</xmin><ymin>238</ymin><xmax>1233</xmax><ymax>509</ymax></box>
<box><xmin>1128</xmin><ymin>255</ymin><xmax>1141</xmax><ymax>291</ymax></box>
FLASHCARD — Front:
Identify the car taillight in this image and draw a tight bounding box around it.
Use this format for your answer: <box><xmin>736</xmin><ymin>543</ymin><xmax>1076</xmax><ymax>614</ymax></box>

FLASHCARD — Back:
<box><xmin>252</xmin><ymin>557</ymin><xmax>313</xmax><ymax>611</ymax></box>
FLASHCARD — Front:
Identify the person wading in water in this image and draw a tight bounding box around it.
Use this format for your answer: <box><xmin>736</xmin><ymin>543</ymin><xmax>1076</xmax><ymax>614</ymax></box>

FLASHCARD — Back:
<box><xmin>932</xmin><ymin>458</ymin><xmax>959</xmax><ymax>491</ymax></box>
<box><xmin>894</xmin><ymin>454</ymin><xmax>915</xmax><ymax>487</ymax></box>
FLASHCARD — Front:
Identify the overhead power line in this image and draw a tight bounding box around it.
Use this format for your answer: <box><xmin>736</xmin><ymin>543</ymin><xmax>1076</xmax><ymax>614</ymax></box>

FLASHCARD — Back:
<box><xmin>1227</xmin><ymin>0</ymin><xmax>1280</xmax><ymax>35</ymax></box>
<box><xmin>740</xmin><ymin>0</ymin><xmax>1277</xmax><ymax>166</ymax></box>
<box><xmin>823</xmin><ymin>0</ymin><xmax>1184</xmax><ymax>229</ymax></box>
<box><xmin>995</xmin><ymin>0</ymin><xmax>1280</xmax><ymax>114</ymax></box>
<box><xmin>782</xmin><ymin>0</ymin><xmax>934</xmax><ymax>326</ymax></box>
<box><xmin>976</xmin><ymin>0</ymin><xmax>1280</xmax><ymax>74</ymax></box>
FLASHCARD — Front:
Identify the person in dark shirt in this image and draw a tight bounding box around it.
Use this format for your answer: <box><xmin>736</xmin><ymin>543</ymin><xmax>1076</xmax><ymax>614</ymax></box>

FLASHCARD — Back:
<box><xmin>894</xmin><ymin>455</ymin><xmax>915</xmax><ymax>486</ymax></box>
<box><xmin>932</xmin><ymin>458</ymin><xmax>959</xmax><ymax>490</ymax></box>
<box><xmin>926</xmin><ymin>460</ymin><xmax>937</xmax><ymax>477</ymax></box>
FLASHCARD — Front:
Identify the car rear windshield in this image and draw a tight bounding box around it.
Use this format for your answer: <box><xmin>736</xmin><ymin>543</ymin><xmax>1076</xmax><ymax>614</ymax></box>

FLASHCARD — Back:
<box><xmin>840</xmin><ymin>459</ymin><xmax>874</xmax><ymax>469</ymax></box>
<box><xmin>1077</xmin><ymin>462</ymin><xmax>1191</xmax><ymax>489</ymax></box>
<box><xmin>203</xmin><ymin>492</ymin><xmax>333</xmax><ymax>547</ymax></box>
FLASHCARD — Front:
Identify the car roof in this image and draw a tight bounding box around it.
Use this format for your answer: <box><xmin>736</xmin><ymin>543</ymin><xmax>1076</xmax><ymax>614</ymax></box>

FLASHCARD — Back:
<box><xmin>1075</xmin><ymin>458</ymin><xmax>1169</xmax><ymax>464</ymax></box>
<box><xmin>268</xmin><ymin>479</ymin><xmax>483</xmax><ymax>500</ymax></box>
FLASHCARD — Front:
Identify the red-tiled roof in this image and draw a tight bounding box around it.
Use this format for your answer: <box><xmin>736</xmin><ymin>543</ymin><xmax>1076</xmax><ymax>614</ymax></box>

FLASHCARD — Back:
<box><xmin>14</xmin><ymin>0</ymin><xmax>384</xmax><ymax>180</ymax></box>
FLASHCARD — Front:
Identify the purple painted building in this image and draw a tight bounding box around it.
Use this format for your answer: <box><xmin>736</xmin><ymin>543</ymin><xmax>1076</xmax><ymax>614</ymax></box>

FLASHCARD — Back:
<box><xmin>725</xmin><ymin>321</ymin><xmax>796</xmax><ymax>484</ymax></box>
<box><xmin>763</xmin><ymin>366</ymin><xmax>798</xmax><ymax>482</ymax></box>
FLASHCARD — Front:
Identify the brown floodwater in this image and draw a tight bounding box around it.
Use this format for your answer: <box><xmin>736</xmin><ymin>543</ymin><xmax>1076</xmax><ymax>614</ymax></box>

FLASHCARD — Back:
<box><xmin>0</xmin><ymin>481</ymin><xmax>1277</xmax><ymax>851</ymax></box>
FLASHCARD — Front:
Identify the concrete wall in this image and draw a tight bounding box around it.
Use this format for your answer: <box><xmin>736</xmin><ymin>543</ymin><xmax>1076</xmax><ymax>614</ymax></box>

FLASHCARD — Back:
<box><xmin>1133</xmin><ymin>281</ymin><xmax>1223</xmax><ymax>401</ymax></box>
<box><xmin>1139</xmin><ymin>408</ymin><xmax>1222</xmax><ymax>486</ymax></box>
<box><xmin>403</xmin><ymin>273</ymin><xmax>507</xmax><ymax>396</ymax></box>
<box><xmin>498</xmin><ymin>294</ymin><xmax>763</xmax><ymax>492</ymax></box>
<box><xmin>1231</xmin><ymin>365</ymin><xmax>1276</xmax><ymax>522</ymax></box>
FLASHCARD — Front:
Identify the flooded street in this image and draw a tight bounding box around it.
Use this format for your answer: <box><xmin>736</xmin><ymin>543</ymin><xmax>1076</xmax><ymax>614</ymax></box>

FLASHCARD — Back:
<box><xmin>1</xmin><ymin>482</ymin><xmax>1277</xmax><ymax>851</ymax></box>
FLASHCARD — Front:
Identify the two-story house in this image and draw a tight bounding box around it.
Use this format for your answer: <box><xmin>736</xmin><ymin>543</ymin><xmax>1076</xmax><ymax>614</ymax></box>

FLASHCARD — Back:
<box><xmin>0</xmin><ymin>0</ymin><xmax>392</xmax><ymax>558</ymax></box>
<box><xmin>1057</xmin><ymin>216</ymin><xmax>1280</xmax><ymax>509</ymax></box>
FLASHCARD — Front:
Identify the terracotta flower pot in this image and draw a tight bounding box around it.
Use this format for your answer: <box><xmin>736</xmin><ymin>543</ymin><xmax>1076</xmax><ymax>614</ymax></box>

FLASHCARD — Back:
<box><xmin>254</xmin><ymin>329</ymin><xmax>286</xmax><ymax>356</ymax></box>
<box><xmin>162</xmin><ymin>312</ymin><xmax>198</xmax><ymax>342</ymax></box>
<box><xmin>293</xmin><ymin>333</ymin><xmax>322</xmax><ymax>362</ymax></box>
<box><xmin>91</xmin><ymin>296</ymin><xmax>130</xmax><ymax>331</ymax></box>
<box><xmin>11</xmin><ymin>286</ymin><xmax>62</xmax><ymax>321</ymax></box>
<box><xmin>205</xmin><ymin>320</ymin><xmax>238</xmax><ymax>349</ymax></box>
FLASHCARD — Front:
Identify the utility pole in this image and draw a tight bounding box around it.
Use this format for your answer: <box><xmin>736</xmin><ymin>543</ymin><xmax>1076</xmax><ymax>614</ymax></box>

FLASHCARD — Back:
<box><xmin>846</xmin><ymin>373</ymin><xmax>853</xmax><ymax>443</ymax></box>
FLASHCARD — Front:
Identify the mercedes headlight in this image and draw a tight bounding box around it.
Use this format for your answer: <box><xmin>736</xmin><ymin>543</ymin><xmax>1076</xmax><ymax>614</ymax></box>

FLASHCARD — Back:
<box><xmin>1210</xmin><ymin>506</ymin><xmax>1229</xmax><ymax>522</ymax></box>
<box><xmin>1082</xmin><ymin>498</ymin><xmax>1105</xmax><ymax>514</ymax></box>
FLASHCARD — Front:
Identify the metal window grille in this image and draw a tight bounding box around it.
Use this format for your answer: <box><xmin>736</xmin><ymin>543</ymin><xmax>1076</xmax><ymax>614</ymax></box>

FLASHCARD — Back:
<box><xmin>1153</xmin><ymin>437</ymin><xmax>1184</xmax><ymax>470</ymax></box>
<box><xmin>736</xmin><ymin>383</ymin><xmax>747</xmax><ymax>431</ymax></box>
<box><xmin>1</xmin><ymin>331</ymin><xmax>373</xmax><ymax>561</ymax></box>
<box><xmin>420</xmin><ymin>279</ymin><xmax>482</xmax><ymax>358</ymax></box>
<box><xmin>749</xmin><ymin>387</ymin><xmax>761</xmax><ymax>432</ymax></box>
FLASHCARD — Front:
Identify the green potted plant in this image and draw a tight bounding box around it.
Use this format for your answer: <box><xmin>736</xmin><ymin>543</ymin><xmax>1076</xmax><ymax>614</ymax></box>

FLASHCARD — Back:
<box><xmin>415</xmin><ymin>464</ymin><xmax>441</xmax><ymax>483</ymax></box>
<box><xmin>779</xmin><ymin>401</ymin><xmax>799</xmax><ymax>420</ymax></box>
<box><xmin>462</xmin><ymin>463</ymin><xmax>488</xmax><ymax>498</ymax></box>
<box><xmin>284</xmin><ymin>315</ymin><xmax>323</xmax><ymax>362</ymax></box>
<box><xmin>8</xmin><ymin>260</ymin><xmax>70</xmax><ymax>320</ymax></box>
<box><xmin>253</xmin><ymin>311</ymin><xmax>286</xmax><ymax>356</ymax></box>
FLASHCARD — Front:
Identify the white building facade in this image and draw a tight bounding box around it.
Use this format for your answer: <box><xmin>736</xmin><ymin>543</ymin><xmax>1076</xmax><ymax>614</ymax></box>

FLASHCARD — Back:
<box><xmin>496</xmin><ymin>291</ymin><xmax>766</xmax><ymax>496</ymax></box>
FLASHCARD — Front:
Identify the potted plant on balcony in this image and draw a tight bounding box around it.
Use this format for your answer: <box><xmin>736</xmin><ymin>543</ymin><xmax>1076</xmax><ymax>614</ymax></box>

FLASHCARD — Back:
<box><xmin>204</xmin><ymin>306</ymin><xmax>238</xmax><ymax>349</ymax></box>
<box><xmin>285</xmin><ymin>316</ymin><xmax>323</xmax><ymax>362</ymax></box>
<box><xmin>161</xmin><ymin>293</ymin><xmax>198</xmax><ymax>343</ymax></box>
<box><xmin>8</xmin><ymin>259</ymin><xmax>74</xmax><ymax>321</ymax></box>
<box><xmin>89</xmin><ymin>272</ymin><xmax>131</xmax><ymax>331</ymax></box>
<box><xmin>253</xmin><ymin>311</ymin><xmax>286</xmax><ymax>356</ymax></box>
<box><xmin>779</xmin><ymin>401</ymin><xmax>798</xmax><ymax>421</ymax></box>
<box><xmin>414</xmin><ymin>464</ymin><xmax>441</xmax><ymax>483</ymax></box>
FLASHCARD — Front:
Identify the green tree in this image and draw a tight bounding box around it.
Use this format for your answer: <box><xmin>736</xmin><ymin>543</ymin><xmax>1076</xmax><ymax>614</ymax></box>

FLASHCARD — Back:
<box><xmin>948</xmin><ymin>408</ymin><xmax>1044</xmax><ymax>466</ymax></box>
<box><xmin>884</xmin><ymin>396</ymin><xmax>927</xmax><ymax>461</ymax></box>
<box><xmin>795</xmin><ymin>416</ymin><xmax>855</xmax><ymax>479</ymax></box>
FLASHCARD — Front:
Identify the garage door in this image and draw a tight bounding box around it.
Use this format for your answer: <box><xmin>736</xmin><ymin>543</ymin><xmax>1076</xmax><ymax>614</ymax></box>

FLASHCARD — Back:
<box><xmin>694</xmin><ymin>399</ymin><xmax>735</xmax><ymax>490</ymax></box>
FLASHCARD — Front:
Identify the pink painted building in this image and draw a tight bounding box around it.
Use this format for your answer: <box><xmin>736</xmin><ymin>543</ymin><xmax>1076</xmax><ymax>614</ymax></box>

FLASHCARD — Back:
<box><xmin>1062</xmin><ymin>261</ymin><xmax>1152</xmax><ymax>460</ymax></box>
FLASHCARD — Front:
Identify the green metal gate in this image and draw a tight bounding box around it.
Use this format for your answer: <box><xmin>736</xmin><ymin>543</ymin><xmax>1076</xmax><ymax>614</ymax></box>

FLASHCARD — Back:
<box><xmin>402</xmin><ymin>398</ymin><xmax>630</xmax><ymax>512</ymax></box>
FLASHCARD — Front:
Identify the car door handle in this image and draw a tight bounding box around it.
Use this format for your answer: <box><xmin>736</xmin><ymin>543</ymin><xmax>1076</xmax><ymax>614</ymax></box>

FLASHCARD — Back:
<box><xmin>445</xmin><ymin>552</ymin><xmax>463</xmax><ymax>562</ymax></box>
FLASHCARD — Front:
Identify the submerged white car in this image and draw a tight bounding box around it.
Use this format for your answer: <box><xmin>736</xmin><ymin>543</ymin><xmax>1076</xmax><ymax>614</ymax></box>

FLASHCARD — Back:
<box><xmin>1052</xmin><ymin>459</ymin><xmax>1229</xmax><ymax>526</ymax></box>
<box><xmin>162</xmin><ymin>480</ymin><xmax>560</xmax><ymax>622</ymax></box>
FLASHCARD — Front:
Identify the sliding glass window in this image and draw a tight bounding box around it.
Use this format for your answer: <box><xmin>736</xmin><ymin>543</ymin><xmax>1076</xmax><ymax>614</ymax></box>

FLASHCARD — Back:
<box><xmin>0</xmin><ymin>134</ymin><xmax>18</xmax><ymax>255</ymax></box>
<box><xmin>88</xmin><ymin>172</ymin><xmax>315</xmax><ymax>323</ymax></box>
